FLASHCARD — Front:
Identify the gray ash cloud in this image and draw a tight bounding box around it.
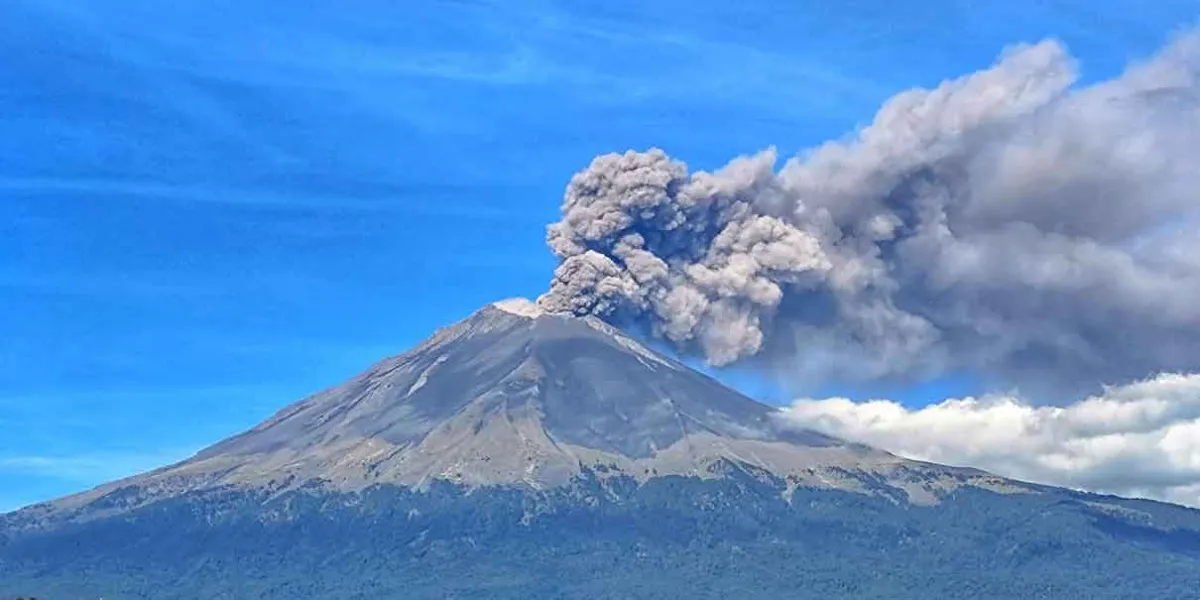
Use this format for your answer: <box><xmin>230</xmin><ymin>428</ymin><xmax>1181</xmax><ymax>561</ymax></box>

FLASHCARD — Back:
<box><xmin>538</xmin><ymin>32</ymin><xmax>1200</xmax><ymax>397</ymax></box>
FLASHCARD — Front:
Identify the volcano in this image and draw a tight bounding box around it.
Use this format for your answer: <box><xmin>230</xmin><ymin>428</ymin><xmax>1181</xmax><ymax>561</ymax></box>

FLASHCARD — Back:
<box><xmin>4</xmin><ymin>300</ymin><xmax>1200</xmax><ymax>599</ymax></box>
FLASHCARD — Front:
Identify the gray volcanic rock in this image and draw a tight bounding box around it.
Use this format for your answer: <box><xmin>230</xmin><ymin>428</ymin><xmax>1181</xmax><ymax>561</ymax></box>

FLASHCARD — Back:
<box><xmin>37</xmin><ymin>299</ymin><xmax>1012</xmax><ymax>520</ymax></box>
<box><xmin>5</xmin><ymin>300</ymin><xmax>1200</xmax><ymax>600</ymax></box>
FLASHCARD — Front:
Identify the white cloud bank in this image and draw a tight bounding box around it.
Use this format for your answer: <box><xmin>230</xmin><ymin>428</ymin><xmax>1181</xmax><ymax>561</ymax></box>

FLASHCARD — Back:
<box><xmin>779</xmin><ymin>373</ymin><xmax>1200</xmax><ymax>508</ymax></box>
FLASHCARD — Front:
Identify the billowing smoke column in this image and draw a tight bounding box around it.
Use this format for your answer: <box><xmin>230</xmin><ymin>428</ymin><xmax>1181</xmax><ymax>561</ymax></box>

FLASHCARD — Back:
<box><xmin>538</xmin><ymin>32</ymin><xmax>1200</xmax><ymax>397</ymax></box>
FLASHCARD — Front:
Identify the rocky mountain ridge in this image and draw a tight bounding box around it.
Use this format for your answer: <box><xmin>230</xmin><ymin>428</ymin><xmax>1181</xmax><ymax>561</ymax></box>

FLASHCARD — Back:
<box><xmin>4</xmin><ymin>300</ymin><xmax>1200</xmax><ymax>600</ymax></box>
<box><xmin>26</xmin><ymin>299</ymin><xmax>1023</xmax><ymax>526</ymax></box>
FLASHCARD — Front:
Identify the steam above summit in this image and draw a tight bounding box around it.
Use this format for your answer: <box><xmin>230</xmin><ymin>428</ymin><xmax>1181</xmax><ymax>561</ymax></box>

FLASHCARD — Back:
<box><xmin>538</xmin><ymin>31</ymin><xmax>1200</xmax><ymax>397</ymax></box>
<box><xmin>492</xmin><ymin>297</ymin><xmax>547</xmax><ymax>318</ymax></box>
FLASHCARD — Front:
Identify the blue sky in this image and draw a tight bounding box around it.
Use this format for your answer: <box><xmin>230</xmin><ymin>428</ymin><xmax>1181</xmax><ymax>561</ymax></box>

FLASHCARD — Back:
<box><xmin>2</xmin><ymin>0</ymin><xmax>1197</xmax><ymax>510</ymax></box>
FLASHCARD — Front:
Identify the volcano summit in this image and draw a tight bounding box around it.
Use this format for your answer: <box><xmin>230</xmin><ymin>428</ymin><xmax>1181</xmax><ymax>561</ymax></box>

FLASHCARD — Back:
<box><xmin>3</xmin><ymin>302</ymin><xmax>1200</xmax><ymax>599</ymax></box>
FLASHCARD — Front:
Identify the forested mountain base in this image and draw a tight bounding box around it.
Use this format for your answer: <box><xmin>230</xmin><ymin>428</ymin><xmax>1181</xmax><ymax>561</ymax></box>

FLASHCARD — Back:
<box><xmin>4</xmin><ymin>473</ymin><xmax>1199</xmax><ymax>599</ymax></box>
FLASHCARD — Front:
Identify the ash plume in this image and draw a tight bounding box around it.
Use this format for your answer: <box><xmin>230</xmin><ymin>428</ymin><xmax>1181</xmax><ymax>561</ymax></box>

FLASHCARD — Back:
<box><xmin>538</xmin><ymin>31</ymin><xmax>1200</xmax><ymax>397</ymax></box>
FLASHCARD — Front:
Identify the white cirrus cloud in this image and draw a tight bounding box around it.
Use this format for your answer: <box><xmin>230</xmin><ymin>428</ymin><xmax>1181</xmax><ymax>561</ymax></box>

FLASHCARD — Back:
<box><xmin>777</xmin><ymin>373</ymin><xmax>1200</xmax><ymax>508</ymax></box>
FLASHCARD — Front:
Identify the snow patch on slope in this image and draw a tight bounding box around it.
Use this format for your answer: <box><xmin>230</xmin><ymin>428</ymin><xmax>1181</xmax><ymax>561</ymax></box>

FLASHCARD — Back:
<box><xmin>583</xmin><ymin>315</ymin><xmax>678</xmax><ymax>370</ymax></box>
<box><xmin>406</xmin><ymin>355</ymin><xmax>448</xmax><ymax>396</ymax></box>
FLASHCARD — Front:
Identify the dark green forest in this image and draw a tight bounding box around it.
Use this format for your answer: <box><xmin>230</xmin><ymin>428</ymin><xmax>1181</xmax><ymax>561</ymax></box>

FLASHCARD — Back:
<box><xmin>3</xmin><ymin>467</ymin><xmax>1200</xmax><ymax>599</ymax></box>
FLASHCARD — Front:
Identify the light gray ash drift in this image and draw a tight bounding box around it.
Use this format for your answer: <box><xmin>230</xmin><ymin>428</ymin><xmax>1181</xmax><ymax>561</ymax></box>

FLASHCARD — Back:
<box><xmin>536</xmin><ymin>31</ymin><xmax>1200</xmax><ymax>398</ymax></box>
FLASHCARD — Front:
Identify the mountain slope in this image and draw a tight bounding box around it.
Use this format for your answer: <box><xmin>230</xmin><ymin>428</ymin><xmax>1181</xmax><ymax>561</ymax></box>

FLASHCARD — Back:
<box><xmin>27</xmin><ymin>299</ymin><xmax>1013</xmax><ymax>521</ymax></box>
<box><xmin>3</xmin><ymin>299</ymin><xmax>1200</xmax><ymax>599</ymax></box>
